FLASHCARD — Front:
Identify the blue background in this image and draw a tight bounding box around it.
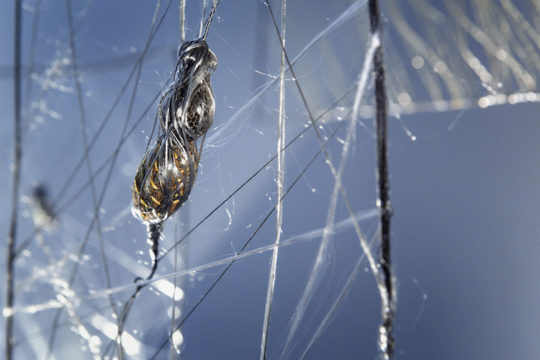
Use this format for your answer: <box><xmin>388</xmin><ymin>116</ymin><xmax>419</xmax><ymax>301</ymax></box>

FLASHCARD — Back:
<box><xmin>1</xmin><ymin>1</ymin><xmax>540</xmax><ymax>359</ymax></box>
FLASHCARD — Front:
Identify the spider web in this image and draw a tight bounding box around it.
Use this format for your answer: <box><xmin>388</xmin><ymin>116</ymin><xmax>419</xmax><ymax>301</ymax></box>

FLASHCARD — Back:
<box><xmin>2</xmin><ymin>0</ymin><xmax>540</xmax><ymax>359</ymax></box>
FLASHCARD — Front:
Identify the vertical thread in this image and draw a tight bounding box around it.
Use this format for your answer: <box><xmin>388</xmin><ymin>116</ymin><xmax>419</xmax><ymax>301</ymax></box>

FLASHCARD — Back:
<box><xmin>368</xmin><ymin>0</ymin><xmax>395</xmax><ymax>358</ymax></box>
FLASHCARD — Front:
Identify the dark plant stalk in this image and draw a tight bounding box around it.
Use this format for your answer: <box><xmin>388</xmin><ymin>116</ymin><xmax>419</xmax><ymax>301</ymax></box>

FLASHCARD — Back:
<box><xmin>6</xmin><ymin>0</ymin><xmax>23</xmax><ymax>359</ymax></box>
<box><xmin>369</xmin><ymin>0</ymin><xmax>395</xmax><ymax>359</ymax></box>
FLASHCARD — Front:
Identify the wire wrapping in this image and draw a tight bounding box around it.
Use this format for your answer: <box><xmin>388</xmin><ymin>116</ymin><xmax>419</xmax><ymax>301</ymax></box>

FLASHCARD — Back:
<box><xmin>131</xmin><ymin>38</ymin><xmax>217</xmax><ymax>277</ymax></box>
<box><xmin>132</xmin><ymin>39</ymin><xmax>217</xmax><ymax>224</ymax></box>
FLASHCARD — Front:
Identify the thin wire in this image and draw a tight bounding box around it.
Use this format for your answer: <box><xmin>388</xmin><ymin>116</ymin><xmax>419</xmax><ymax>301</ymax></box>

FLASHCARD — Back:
<box><xmin>202</xmin><ymin>0</ymin><xmax>221</xmax><ymax>40</ymax></box>
<box><xmin>65</xmin><ymin>0</ymin><xmax>106</xmax><ymax>265</ymax></box>
<box><xmin>64</xmin><ymin>0</ymin><xmax>117</xmax><ymax>320</ymax></box>
<box><xmin>107</xmin><ymin>28</ymin><xmax>160</xmax><ymax>356</ymax></box>
<box><xmin>300</xmin><ymin>233</ymin><xmax>378</xmax><ymax>359</ymax></box>
<box><xmin>5</xmin><ymin>0</ymin><xmax>23</xmax><ymax>358</ymax></box>
<box><xmin>179</xmin><ymin>0</ymin><xmax>185</xmax><ymax>42</ymax></box>
<box><xmin>260</xmin><ymin>0</ymin><xmax>286</xmax><ymax>358</ymax></box>
<box><xmin>199</xmin><ymin>0</ymin><xmax>207</xmax><ymax>37</ymax></box>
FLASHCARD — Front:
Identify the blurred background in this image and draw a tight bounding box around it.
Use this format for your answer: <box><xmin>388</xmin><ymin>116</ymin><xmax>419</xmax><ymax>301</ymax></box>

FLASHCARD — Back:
<box><xmin>1</xmin><ymin>0</ymin><xmax>540</xmax><ymax>359</ymax></box>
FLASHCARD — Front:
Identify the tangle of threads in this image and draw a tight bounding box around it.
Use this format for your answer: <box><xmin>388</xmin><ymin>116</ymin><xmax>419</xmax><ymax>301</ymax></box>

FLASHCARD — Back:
<box><xmin>132</xmin><ymin>38</ymin><xmax>217</xmax><ymax>225</ymax></box>
<box><xmin>160</xmin><ymin>39</ymin><xmax>218</xmax><ymax>141</ymax></box>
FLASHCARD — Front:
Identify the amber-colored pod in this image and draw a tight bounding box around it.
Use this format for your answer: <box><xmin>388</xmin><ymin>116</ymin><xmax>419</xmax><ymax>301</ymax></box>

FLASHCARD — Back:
<box><xmin>131</xmin><ymin>139</ymin><xmax>198</xmax><ymax>224</ymax></box>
